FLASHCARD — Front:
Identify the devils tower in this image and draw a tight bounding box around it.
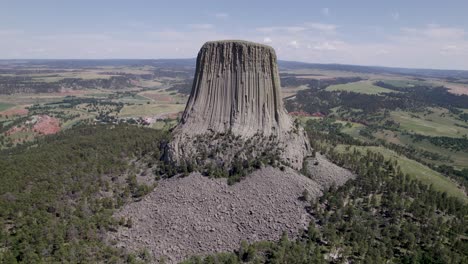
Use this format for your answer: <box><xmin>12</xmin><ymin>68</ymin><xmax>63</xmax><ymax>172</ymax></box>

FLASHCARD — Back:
<box><xmin>166</xmin><ymin>40</ymin><xmax>310</xmax><ymax>170</ymax></box>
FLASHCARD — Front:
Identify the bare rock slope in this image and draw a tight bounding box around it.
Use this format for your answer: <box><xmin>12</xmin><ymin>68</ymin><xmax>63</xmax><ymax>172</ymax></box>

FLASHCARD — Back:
<box><xmin>111</xmin><ymin>158</ymin><xmax>355</xmax><ymax>263</ymax></box>
<box><xmin>112</xmin><ymin>167</ymin><xmax>321</xmax><ymax>263</ymax></box>
<box><xmin>166</xmin><ymin>40</ymin><xmax>310</xmax><ymax>170</ymax></box>
<box><xmin>305</xmin><ymin>153</ymin><xmax>356</xmax><ymax>189</ymax></box>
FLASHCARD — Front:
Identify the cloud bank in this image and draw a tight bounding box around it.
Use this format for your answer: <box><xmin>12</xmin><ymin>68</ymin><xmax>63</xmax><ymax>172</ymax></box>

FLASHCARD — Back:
<box><xmin>0</xmin><ymin>21</ymin><xmax>467</xmax><ymax>70</ymax></box>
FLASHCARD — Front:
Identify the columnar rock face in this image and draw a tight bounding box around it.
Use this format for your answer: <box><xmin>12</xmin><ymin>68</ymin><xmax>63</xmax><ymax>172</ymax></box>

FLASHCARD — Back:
<box><xmin>167</xmin><ymin>40</ymin><xmax>310</xmax><ymax>170</ymax></box>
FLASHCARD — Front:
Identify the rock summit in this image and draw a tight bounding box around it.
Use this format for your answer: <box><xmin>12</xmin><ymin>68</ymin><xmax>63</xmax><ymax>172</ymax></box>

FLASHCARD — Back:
<box><xmin>166</xmin><ymin>40</ymin><xmax>310</xmax><ymax>170</ymax></box>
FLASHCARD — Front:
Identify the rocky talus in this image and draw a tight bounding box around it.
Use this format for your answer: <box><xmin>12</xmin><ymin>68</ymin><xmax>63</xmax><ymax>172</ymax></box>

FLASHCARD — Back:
<box><xmin>166</xmin><ymin>40</ymin><xmax>310</xmax><ymax>170</ymax></box>
<box><xmin>305</xmin><ymin>153</ymin><xmax>356</xmax><ymax>189</ymax></box>
<box><xmin>111</xmin><ymin>156</ymin><xmax>355</xmax><ymax>263</ymax></box>
<box><xmin>111</xmin><ymin>166</ymin><xmax>321</xmax><ymax>263</ymax></box>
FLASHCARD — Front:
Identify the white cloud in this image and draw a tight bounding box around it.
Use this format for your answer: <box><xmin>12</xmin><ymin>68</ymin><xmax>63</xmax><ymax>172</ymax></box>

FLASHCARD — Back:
<box><xmin>312</xmin><ymin>41</ymin><xmax>338</xmax><ymax>51</ymax></box>
<box><xmin>376</xmin><ymin>49</ymin><xmax>389</xmax><ymax>55</ymax></box>
<box><xmin>188</xmin><ymin>24</ymin><xmax>214</xmax><ymax>30</ymax></box>
<box><xmin>440</xmin><ymin>45</ymin><xmax>465</xmax><ymax>55</ymax></box>
<box><xmin>125</xmin><ymin>21</ymin><xmax>149</xmax><ymax>29</ymax></box>
<box><xmin>263</xmin><ymin>37</ymin><xmax>272</xmax><ymax>44</ymax></box>
<box><xmin>401</xmin><ymin>24</ymin><xmax>465</xmax><ymax>40</ymax></box>
<box><xmin>321</xmin><ymin>8</ymin><xmax>330</xmax><ymax>16</ymax></box>
<box><xmin>215</xmin><ymin>13</ymin><xmax>229</xmax><ymax>19</ymax></box>
<box><xmin>288</xmin><ymin>40</ymin><xmax>299</xmax><ymax>48</ymax></box>
<box><xmin>256</xmin><ymin>26</ymin><xmax>307</xmax><ymax>33</ymax></box>
<box><xmin>391</xmin><ymin>12</ymin><xmax>400</xmax><ymax>21</ymax></box>
<box><xmin>147</xmin><ymin>30</ymin><xmax>187</xmax><ymax>40</ymax></box>
<box><xmin>305</xmin><ymin>23</ymin><xmax>338</xmax><ymax>33</ymax></box>
<box><xmin>0</xmin><ymin>29</ymin><xmax>23</xmax><ymax>36</ymax></box>
<box><xmin>1</xmin><ymin>22</ymin><xmax>468</xmax><ymax>70</ymax></box>
<box><xmin>424</xmin><ymin>24</ymin><xmax>465</xmax><ymax>39</ymax></box>
<box><xmin>256</xmin><ymin>23</ymin><xmax>337</xmax><ymax>35</ymax></box>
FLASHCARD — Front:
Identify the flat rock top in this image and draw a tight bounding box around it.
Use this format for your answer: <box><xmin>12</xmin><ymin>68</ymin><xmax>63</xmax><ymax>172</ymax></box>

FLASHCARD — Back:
<box><xmin>202</xmin><ymin>40</ymin><xmax>275</xmax><ymax>51</ymax></box>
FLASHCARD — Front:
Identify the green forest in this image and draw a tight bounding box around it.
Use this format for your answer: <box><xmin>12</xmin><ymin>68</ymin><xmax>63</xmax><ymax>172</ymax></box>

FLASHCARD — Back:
<box><xmin>0</xmin><ymin>125</ymin><xmax>168</xmax><ymax>263</ymax></box>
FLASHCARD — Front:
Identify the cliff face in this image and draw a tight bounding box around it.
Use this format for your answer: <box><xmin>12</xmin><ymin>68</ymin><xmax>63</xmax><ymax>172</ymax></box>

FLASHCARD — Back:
<box><xmin>167</xmin><ymin>40</ymin><xmax>310</xmax><ymax>170</ymax></box>
<box><xmin>180</xmin><ymin>40</ymin><xmax>290</xmax><ymax>137</ymax></box>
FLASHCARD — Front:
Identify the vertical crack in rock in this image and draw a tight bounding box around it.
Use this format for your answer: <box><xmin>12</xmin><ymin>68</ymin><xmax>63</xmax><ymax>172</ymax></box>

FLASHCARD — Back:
<box><xmin>166</xmin><ymin>40</ymin><xmax>311</xmax><ymax>169</ymax></box>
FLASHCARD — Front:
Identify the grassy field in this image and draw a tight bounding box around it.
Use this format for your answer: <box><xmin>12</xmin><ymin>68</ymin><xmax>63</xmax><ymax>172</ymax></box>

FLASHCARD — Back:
<box><xmin>119</xmin><ymin>103</ymin><xmax>184</xmax><ymax>117</ymax></box>
<box><xmin>339</xmin><ymin>122</ymin><xmax>368</xmax><ymax>140</ymax></box>
<box><xmin>372</xmin><ymin>129</ymin><xmax>402</xmax><ymax>145</ymax></box>
<box><xmin>138</xmin><ymin>90</ymin><xmax>188</xmax><ymax>104</ymax></box>
<box><xmin>336</xmin><ymin>145</ymin><xmax>467</xmax><ymax>202</ymax></box>
<box><xmin>390</xmin><ymin>108</ymin><xmax>468</xmax><ymax>138</ymax></box>
<box><xmin>87</xmin><ymin>92</ymin><xmax>112</xmax><ymax>98</ymax></box>
<box><xmin>378</xmin><ymin>79</ymin><xmax>432</xmax><ymax>88</ymax></box>
<box><xmin>151</xmin><ymin>119</ymin><xmax>178</xmax><ymax>130</ymax></box>
<box><xmin>431</xmin><ymin>79</ymin><xmax>468</xmax><ymax>95</ymax></box>
<box><xmin>326</xmin><ymin>80</ymin><xmax>394</xmax><ymax>94</ymax></box>
<box><xmin>297</xmin><ymin>116</ymin><xmax>370</xmax><ymax>142</ymax></box>
<box><xmin>138</xmin><ymin>79</ymin><xmax>164</xmax><ymax>88</ymax></box>
<box><xmin>397</xmin><ymin>134</ymin><xmax>468</xmax><ymax>169</ymax></box>
<box><xmin>282</xmin><ymin>85</ymin><xmax>309</xmax><ymax>98</ymax></box>
<box><xmin>0</xmin><ymin>102</ymin><xmax>15</xmax><ymax>111</ymax></box>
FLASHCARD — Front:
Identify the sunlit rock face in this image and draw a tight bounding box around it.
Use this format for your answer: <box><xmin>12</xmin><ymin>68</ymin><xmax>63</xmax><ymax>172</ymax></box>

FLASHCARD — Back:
<box><xmin>166</xmin><ymin>40</ymin><xmax>310</xmax><ymax>170</ymax></box>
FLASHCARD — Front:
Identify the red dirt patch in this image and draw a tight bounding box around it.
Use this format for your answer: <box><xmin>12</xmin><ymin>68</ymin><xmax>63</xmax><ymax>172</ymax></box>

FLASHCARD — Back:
<box><xmin>33</xmin><ymin>115</ymin><xmax>60</xmax><ymax>135</ymax></box>
<box><xmin>5</xmin><ymin>115</ymin><xmax>60</xmax><ymax>137</ymax></box>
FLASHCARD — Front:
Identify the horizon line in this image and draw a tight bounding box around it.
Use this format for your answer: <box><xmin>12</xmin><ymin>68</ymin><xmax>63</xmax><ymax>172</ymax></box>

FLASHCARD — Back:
<box><xmin>1</xmin><ymin>58</ymin><xmax>467</xmax><ymax>72</ymax></box>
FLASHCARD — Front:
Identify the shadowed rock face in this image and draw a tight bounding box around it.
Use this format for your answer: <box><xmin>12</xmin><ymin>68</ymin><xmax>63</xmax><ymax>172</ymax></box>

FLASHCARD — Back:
<box><xmin>167</xmin><ymin>40</ymin><xmax>310</xmax><ymax>169</ymax></box>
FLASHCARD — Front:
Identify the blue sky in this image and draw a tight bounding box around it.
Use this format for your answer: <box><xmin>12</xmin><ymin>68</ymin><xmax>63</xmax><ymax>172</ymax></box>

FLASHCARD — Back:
<box><xmin>1</xmin><ymin>0</ymin><xmax>468</xmax><ymax>69</ymax></box>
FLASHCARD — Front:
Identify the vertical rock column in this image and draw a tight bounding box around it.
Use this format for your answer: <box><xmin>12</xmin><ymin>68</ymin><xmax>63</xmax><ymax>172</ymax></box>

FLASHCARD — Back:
<box><xmin>166</xmin><ymin>40</ymin><xmax>311</xmax><ymax>170</ymax></box>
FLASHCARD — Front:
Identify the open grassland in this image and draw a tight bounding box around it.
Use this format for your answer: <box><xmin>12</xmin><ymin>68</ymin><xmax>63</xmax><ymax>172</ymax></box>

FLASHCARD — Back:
<box><xmin>378</xmin><ymin>79</ymin><xmax>432</xmax><ymax>88</ymax></box>
<box><xmin>22</xmin><ymin>67</ymin><xmax>155</xmax><ymax>82</ymax></box>
<box><xmin>297</xmin><ymin>116</ymin><xmax>369</xmax><ymax>141</ymax></box>
<box><xmin>336</xmin><ymin>145</ymin><xmax>467</xmax><ymax>202</ymax></box>
<box><xmin>0</xmin><ymin>102</ymin><xmax>15</xmax><ymax>111</ymax></box>
<box><xmin>372</xmin><ymin>129</ymin><xmax>402</xmax><ymax>145</ymax></box>
<box><xmin>398</xmin><ymin>134</ymin><xmax>468</xmax><ymax>169</ymax></box>
<box><xmin>339</xmin><ymin>121</ymin><xmax>368</xmax><ymax>139</ymax></box>
<box><xmin>431</xmin><ymin>79</ymin><xmax>468</xmax><ymax>95</ymax></box>
<box><xmin>151</xmin><ymin>119</ymin><xmax>178</xmax><ymax>130</ymax></box>
<box><xmin>119</xmin><ymin>103</ymin><xmax>184</xmax><ymax>117</ymax></box>
<box><xmin>281</xmin><ymin>69</ymin><xmax>372</xmax><ymax>79</ymax></box>
<box><xmin>372</xmin><ymin>129</ymin><xmax>468</xmax><ymax>169</ymax></box>
<box><xmin>138</xmin><ymin>90</ymin><xmax>188</xmax><ymax>104</ymax></box>
<box><xmin>282</xmin><ymin>85</ymin><xmax>309</xmax><ymax>98</ymax></box>
<box><xmin>326</xmin><ymin>80</ymin><xmax>394</xmax><ymax>94</ymax></box>
<box><xmin>390</xmin><ymin>108</ymin><xmax>468</xmax><ymax>138</ymax></box>
<box><xmin>138</xmin><ymin>79</ymin><xmax>164</xmax><ymax>88</ymax></box>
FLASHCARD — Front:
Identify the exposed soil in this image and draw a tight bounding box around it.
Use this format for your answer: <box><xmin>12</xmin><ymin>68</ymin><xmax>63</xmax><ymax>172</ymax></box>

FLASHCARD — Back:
<box><xmin>111</xmin><ymin>157</ymin><xmax>354</xmax><ymax>263</ymax></box>
<box><xmin>6</xmin><ymin>115</ymin><xmax>60</xmax><ymax>136</ymax></box>
<box><xmin>33</xmin><ymin>115</ymin><xmax>60</xmax><ymax>135</ymax></box>
<box><xmin>446</xmin><ymin>85</ymin><xmax>468</xmax><ymax>95</ymax></box>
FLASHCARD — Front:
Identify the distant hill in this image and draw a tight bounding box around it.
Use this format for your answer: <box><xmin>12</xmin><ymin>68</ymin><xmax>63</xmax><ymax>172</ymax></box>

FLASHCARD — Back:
<box><xmin>2</xmin><ymin>58</ymin><xmax>468</xmax><ymax>79</ymax></box>
<box><xmin>278</xmin><ymin>60</ymin><xmax>468</xmax><ymax>79</ymax></box>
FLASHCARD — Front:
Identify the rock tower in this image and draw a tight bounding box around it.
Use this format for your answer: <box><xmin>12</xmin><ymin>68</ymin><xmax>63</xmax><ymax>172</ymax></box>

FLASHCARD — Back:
<box><xmin>166</xmin><ymin>40</ymin><xmax>310</xmax><ymax>170</ymax></box>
